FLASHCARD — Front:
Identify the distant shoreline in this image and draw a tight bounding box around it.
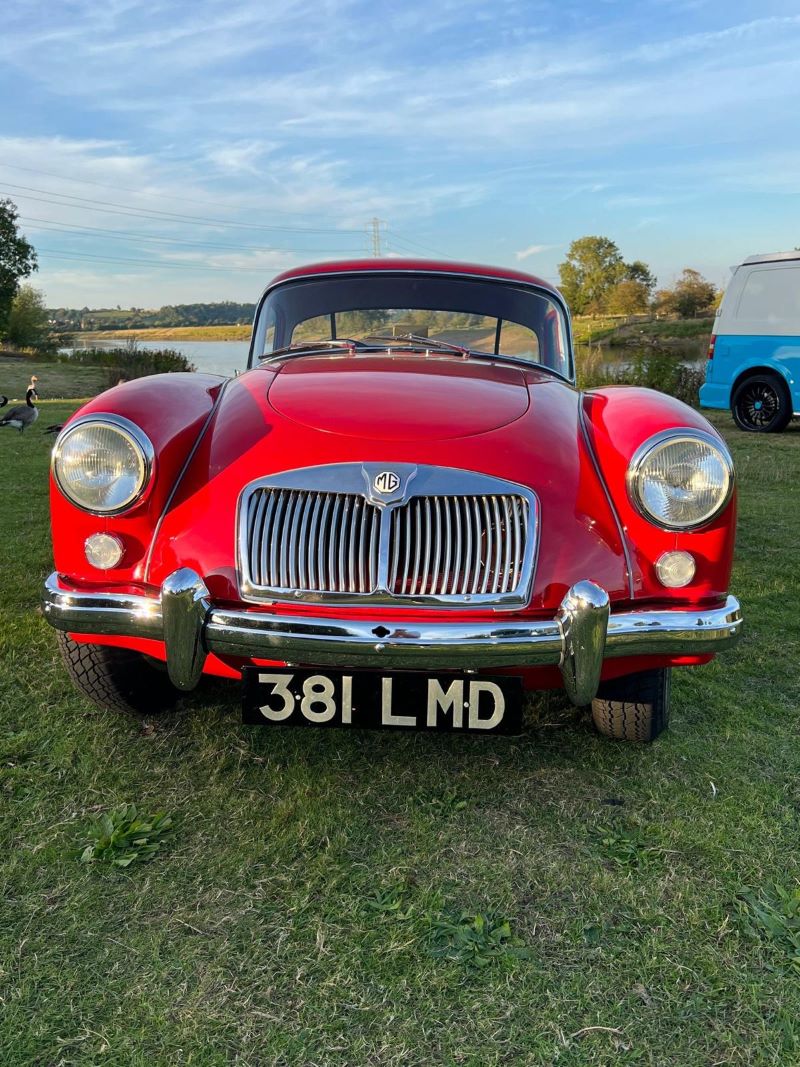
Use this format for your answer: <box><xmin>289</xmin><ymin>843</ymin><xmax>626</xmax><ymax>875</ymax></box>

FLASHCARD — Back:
<box><xmin>80</xmin><ymin>325</ymin><xmax>251</xmax><ymax>342</ymax></box>
<box><xmin>72</xmin><ymin>316</ymin><xmax>712</xmax><ymax>349</ymax></box>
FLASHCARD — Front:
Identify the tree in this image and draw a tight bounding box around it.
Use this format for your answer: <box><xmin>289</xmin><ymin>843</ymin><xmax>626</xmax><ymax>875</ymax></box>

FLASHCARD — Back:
<box><xmin>6</xmin><ymin>285</ymin><xmax>50</xmax><ymax>349</ymax></box>
<box><xmin>655</xmin><ymin>269</ymin><xmax>717</xmax><ymax>317</ymax></box>
<box><xmin>624</xmin><ymin>260</ymin><xmax>656</xmax><ymax>296</ymax></box>
<box><xmin>558</xmin><ymin>236</ymin><xmax>626</xmax><ymax>314</ymax></box>
<box><xmin>558</xmin><ymin>237</ymin><xmax>656</xmax><ymax>315</ymax></box>
<box><xmin>0</xmin><ymin>199</ymin><xmax>37</xmax><ymax>337</ymax></box>
<box><xmin>605</xmin><ymin>279</ymin><xmax>651</xmax><ymax>315</ymax></box>
<box><xmin>672</xmin><ymin>268</ymin><xmax>717</xmax><ymax>317</ymax></box>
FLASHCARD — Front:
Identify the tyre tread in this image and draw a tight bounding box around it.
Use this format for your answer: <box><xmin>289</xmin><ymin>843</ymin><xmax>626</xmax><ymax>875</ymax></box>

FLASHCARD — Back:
<box><xmin>56</xmin><ymin>632</ymin><xmax>179</xmax><ymax>716</ymax></box>
<box><xmin>591</xmin><ymin>669</ymin><xmax>671</xmax><ymax>742</ymax></box>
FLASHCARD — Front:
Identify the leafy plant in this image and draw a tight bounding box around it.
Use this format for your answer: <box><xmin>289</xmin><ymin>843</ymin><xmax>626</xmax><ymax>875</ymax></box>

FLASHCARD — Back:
<box><xmin>78</xmin><ymin>804</ymin><xmax>175</xmax><ymax>868</ymax></box>
<box><xmin>365</xmin><ymin>884</ymin><xmax>414</xmax><ymax>920</ymax></box>
<box><xmin>577</xmin><ymin>348</ymin><xmax>704</xmax><ymax>407</ymax></box>
<box><xmin>60</xmin><ymin>340</ymin><xmax>195</xmax><ymax>381</ymax></box>
<box><xmin>416</xmin><ymin>787</ymin><xmax>469</xmax><ymax>815</ymax></box>
<box><xmin>425</xmin><ymin>910</ymin><xmax>530</xmax><ymax>968</ymax></box>
<box><xmin>590</xmin><ymin>822</ymin><xmax>665</xmax><ymax>870</ymax></box>
<box><xmin>738</xmin><ymin>884</ymin><xmax>800</xmax><ymax>972</ymax></box>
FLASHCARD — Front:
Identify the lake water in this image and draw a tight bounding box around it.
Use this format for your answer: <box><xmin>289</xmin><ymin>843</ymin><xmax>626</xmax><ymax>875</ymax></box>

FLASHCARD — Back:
<box><xmin>72</xmin><ymin>337</ymin><xmax>706</xmax><ymax>378</ymax></box>
<box><xmin>72</xmin><ymin>339</ymin><xmax>252</xmax><ymax>377</ymax></box>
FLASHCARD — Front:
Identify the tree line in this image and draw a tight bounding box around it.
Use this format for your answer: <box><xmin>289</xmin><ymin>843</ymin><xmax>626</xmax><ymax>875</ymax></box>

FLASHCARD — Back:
<box><xmin>1</xmin><ymin>196</ymin><xmax>723</xmax><ymax>354</ymax></box>
<box><xmin>50</xmin><ymin>301</ymin><xmax>257</xmax><ymax>332</ymax></box>
<box><xmin>558</xmin><ymin>235</ymin><xmax>718</xmax><ymax>318</ymax></box>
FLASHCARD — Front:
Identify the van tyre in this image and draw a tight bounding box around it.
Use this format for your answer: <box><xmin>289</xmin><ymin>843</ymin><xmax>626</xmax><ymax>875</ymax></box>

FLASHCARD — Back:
<box><xmin>591</xmin><ymin>668</ymin><xmax>671</xmax><ymax>742</ymax></box>
<box><xmin>731</xmin><ymin>372</ymin><xmax>792</xmax><ymax>433</ymax></box>
<box><xmin>57</xmin><ymin>632</ymin><xmax>180</xmax><ymax>717</ymax></box>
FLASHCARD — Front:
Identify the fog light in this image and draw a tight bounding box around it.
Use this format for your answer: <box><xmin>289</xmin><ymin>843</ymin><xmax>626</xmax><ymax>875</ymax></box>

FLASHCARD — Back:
<box><xmin>85</xmin><ymin>533</ymin><xmax>124</xmax><ymax>570</ymax></box>
<box><xmin>655</xmin><ymin>550</ymin><xmax>695</xmax><ymax>588</ymax></box>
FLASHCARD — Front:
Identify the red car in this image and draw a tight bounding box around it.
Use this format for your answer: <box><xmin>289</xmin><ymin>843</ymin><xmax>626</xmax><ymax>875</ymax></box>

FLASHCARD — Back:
<box><xmin>43</xmin><ymin>259</ymin><xmax>742</xmax><ymax>742</ymax></box>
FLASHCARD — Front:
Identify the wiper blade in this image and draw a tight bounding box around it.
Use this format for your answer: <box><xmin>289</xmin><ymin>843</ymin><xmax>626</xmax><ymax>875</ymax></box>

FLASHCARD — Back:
<box><xmin>260</xmin><ymin>338</ymin><xmax>370</xmax><ymax>360</ymax></box>
<box><xmin>363</xmin><ymin>333</ymin><xmax>472</xmax><ymax>357</ymax></box>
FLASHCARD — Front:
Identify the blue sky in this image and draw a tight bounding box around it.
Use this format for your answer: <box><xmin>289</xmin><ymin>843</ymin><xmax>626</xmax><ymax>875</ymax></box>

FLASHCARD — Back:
<box><xmin>2</xmin><ymin>0</ymin><xmax>799</xmax><ymax>307</ymax></box>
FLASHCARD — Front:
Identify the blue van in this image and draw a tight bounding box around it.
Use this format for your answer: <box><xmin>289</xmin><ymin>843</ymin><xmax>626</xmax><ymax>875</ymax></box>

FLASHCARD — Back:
<box><xmin>699</xmin><ymin>250</ymin><xmax>799</xmax><ymax>432</ymax></box>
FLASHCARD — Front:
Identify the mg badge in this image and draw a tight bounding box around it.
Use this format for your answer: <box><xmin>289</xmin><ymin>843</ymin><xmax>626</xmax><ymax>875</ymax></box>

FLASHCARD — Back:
<box><xmin>373</xmin><ymin>471</ymin><xmax>401</xmax><ymax>494</ymax></box>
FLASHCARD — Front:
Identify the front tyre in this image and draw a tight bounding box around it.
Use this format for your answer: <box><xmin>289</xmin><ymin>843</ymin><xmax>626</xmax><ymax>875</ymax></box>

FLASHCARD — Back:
<box><xmin>731</xmin><ymin>372</ymin><xmax>792</xmax><ymax>433</ymax></box>
<box><xmin>591</xmin><ymin>668</ymin><xmax>671</xmax><ymax>742</ymax></box>
<box><xmin>56</xmin><ymin>632</ymin><xmax>181</xmax><ymax>716</ymax></box>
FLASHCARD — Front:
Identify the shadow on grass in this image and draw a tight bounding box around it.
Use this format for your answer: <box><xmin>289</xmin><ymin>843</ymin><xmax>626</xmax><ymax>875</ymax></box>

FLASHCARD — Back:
<box><xmin>149</xmin><ymin>672</ymin><xmax>674</xmax><ymax>818</ymax></box>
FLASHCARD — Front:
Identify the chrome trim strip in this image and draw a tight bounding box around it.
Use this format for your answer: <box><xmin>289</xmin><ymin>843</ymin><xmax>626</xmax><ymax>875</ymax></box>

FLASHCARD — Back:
<box><xmin>43</xmin><ymin>571</ymin><xmax>743</xmax><ymax>706</ymax></box>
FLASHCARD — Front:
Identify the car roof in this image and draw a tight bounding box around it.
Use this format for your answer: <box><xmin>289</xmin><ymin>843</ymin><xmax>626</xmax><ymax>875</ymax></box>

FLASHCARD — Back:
<box><xmin>267</xmin><ymin>258</ymin><xmax>561</xmax><ymax>298</ymax></box>
<box><xmin>741</xmin><ymin>250</ymin><xmax>800</xmax><ymax>266</ymax></box>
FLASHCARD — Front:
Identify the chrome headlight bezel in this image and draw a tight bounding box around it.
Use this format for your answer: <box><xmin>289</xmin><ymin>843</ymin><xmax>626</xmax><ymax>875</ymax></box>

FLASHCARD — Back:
<box><xmin>52</xmin><ymin>413</ymin><xmax>155</xmax><ymax>515</ymax></box>
<box><xmin>627</xmin><ymin>428</ymin><xmax>734</xmax><ymax>531</ymax></box>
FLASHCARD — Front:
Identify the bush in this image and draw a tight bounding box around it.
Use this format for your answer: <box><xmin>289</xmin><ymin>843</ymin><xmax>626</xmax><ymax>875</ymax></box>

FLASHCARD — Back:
<box><xmin>60</xmin><ymin>341</ymin><xmax>195</xmax><ymax>386</ymax></box>
<box><xmin>577</xmin><ymin>349</ymin><xmax>705</xmax><ymax>407</ymax></box>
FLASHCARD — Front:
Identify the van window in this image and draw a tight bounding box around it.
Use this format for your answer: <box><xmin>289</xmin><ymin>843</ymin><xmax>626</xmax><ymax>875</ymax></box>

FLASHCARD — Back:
<box><xmin>736</xmin><ymin>266</ymin><xmax>800</xmax><ymax>323</ymax></box>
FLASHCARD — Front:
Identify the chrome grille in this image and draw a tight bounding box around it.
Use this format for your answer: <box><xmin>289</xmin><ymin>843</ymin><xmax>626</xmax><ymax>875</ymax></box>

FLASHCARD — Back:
<box><xmin>245</xmin><ymin>488</ymin><xmax>381</xmax><ymax>593</ymax></box>
<box><xmin>238</xmin><ymin>463</ymin><xmax>538</xmax><ymax>609</ymax></box>
<box><xmin>388</xmin><ymin>495</ymin><xmax>528</xmax><ymax>597</ymax></box>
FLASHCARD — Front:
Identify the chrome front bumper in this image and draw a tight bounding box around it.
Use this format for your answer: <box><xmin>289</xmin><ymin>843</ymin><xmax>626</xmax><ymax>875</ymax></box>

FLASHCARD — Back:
<box><xmin>42</xmin><ymin>570</ymin><xmax>742</xmax><ymax>707</ymax></box>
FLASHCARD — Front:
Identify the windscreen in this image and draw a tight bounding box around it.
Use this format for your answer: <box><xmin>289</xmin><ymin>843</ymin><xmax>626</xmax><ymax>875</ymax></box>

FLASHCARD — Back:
<box><xmin>251</xmin><ymin>272</ymin><xmax>571</xmax><ymax>377</ymax></box>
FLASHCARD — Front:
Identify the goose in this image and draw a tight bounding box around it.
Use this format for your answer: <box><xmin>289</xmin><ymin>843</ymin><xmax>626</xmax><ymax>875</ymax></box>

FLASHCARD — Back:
<box><xmin>0</xmin><ymin>396</ymin><xmax>8</xmax><ymax>408</ymax></box>
<box><xmin>0</xmin><ymin>386</ymin><xmax>39</xmax><ymax>433</ymax></box>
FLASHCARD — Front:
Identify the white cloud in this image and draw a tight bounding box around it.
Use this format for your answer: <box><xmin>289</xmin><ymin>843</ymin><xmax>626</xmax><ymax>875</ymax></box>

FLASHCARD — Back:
<box><xmin>3</xmin><ymin>3</ymin><xmax>800</xmax><ymax>303</ymax></box>
<box><xmin>514</xmin><ymin>244</ymin><xmax>552</xmax><ymax>261</ymax></box>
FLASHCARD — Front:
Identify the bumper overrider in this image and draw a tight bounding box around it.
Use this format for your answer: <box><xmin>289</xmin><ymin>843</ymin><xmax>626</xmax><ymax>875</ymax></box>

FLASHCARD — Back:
<box><xmin>42</xmin><ymin>570</ymin><xmax>742</xmax><ymax>707</ymax></box>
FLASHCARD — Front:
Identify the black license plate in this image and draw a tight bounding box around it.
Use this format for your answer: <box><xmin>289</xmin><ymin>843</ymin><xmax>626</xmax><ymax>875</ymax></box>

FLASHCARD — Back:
<box><xmin>242</xmin><ymin>668</ymin><xmax>523</xmax><ymax>735</ymax></box>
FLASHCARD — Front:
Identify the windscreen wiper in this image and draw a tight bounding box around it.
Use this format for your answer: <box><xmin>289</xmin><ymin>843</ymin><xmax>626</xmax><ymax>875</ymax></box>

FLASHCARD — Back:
<box><xmin>260</xmin><ymin>338</ymin><xmax>372</xmax><ymax>361</ymax></box>
<box><xmin>363</xmin><ymin>333</ymin><xmax>472</xmax><ymax>357</ymax></box>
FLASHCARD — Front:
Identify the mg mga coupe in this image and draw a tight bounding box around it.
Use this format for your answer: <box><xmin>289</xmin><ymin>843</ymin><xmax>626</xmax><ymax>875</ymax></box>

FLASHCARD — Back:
<box><xmin>43</xmin><ymin>260</ymin><xmax>742</xmax><ymax>742</ymax></box>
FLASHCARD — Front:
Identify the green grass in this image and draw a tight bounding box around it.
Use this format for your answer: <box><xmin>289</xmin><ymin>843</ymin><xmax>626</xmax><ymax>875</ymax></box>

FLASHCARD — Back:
<box><xmin>1</xmin><ymin>406</ymin><xmax>799</xmax><ymax>1064</ymax></box>
<box><xmin>634</xmin><ymin>318</ymin><xmax>715</xmax><ymax>339</ymax></box>
<box><xmin>572</xmin><ymin>317</ymin><xmax>714</xmax><ymax>347</ymax></box>
<box><xmin>572</xmin><ymin>317</ymin><xmax>621</xmax><ymax>343</ymax></box>
<box><xmin>0</xmin><ymin>355</ymin><xmax>108</xmax><ymax>400</ymax></box>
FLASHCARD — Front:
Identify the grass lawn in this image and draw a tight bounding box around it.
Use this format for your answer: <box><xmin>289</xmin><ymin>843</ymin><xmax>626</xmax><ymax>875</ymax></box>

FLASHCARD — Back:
<box><xmin>1</xmin><ymin>407</ymin><xmax>798</xmax><ymax>1065</ymax></box>
<box><xmin>635</xmin><ymin>318</ymin><xmax>715</xmax><ymax>340</ymax></box>
<box><xmin>0</xmin><ymin>356</ymin><xmax>109</xmax><ymax>400</ymax></box>
<box><xmin>571</xmin><ymin>317</ymin><xmax>621</xmax><ymax>344</ymax></box>
<box><xmin>572</xmin><ymin>318</ymin><xmax>714</xmax><ymax>347</ymax></box>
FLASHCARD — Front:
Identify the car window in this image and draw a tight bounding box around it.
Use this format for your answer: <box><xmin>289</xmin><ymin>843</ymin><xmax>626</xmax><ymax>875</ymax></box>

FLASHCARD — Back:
<box><xmin>254</xmin><ymin>273</ymin><xmax>571</xmax><ymax>378</ymax></box>
<box><xmin>498</xmin><ymin>321</ymin><xmax>540</xmax><ymax>361</ymax></box>
<box><xmin>288</xmin><ymin>310</ymin><xmax>546</xmax><ymax>365</ymax></box>
<box><xmin>736</xmin><ymin>266</ymin><xmax>800</xmax><ymax>323</ymax></box>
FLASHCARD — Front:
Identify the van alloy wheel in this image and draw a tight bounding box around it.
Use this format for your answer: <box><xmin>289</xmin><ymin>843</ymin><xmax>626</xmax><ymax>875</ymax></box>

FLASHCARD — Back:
<box><xmin>731</xmin><ymin>373</ymin><xmax>791</xmax><ymax>433</ymax></box>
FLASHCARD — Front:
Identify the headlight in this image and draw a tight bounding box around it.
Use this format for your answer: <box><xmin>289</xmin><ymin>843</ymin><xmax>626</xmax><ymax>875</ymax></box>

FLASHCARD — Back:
<box><xmin>53</xmin><ymin>415</ymin><xmax>154</xmax><ymax>514</ymax></box>
<box><xmin>628</xmin><ymin>430</ymin><xmax>733</xmax><ymax>529</ymax></box>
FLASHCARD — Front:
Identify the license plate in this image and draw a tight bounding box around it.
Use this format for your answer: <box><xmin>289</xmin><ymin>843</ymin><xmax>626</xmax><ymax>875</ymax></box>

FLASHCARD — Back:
<box><xmin>242</xmin><ymin>668</ymin><xmax>523</xmax><ymax>734</ymax></box>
